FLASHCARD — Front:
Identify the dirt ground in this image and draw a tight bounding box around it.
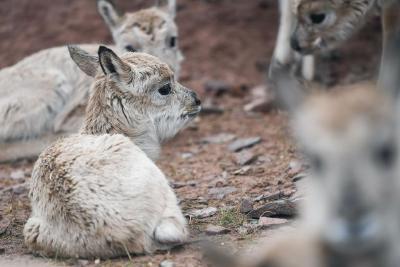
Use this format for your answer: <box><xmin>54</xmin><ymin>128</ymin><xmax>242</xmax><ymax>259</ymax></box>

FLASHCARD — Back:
<box><xmin>0</xmin><ymin>0</ymin><xmax>382</xmax><ymax>266</ymax></box>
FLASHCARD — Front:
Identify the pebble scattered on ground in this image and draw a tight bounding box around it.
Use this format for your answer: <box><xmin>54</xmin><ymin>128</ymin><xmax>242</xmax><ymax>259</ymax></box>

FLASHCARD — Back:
<box><xmin>189</xmin><ymin>207</ymin><xmax>218</xmax><ymax>219</ymax></box>
<box><xmin>228</xmin><ymin>137</ymin><xmax>261</xmax><ymax>152</ymax></box>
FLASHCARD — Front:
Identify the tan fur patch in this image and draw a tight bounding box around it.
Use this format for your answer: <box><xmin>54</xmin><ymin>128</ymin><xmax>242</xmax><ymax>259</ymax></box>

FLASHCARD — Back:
<box><xmin>121</xmin><ymin>8</ymin><xmax>168</xmax><ymax>39</ymax></box>
<box><xmin>302</xmin><ymin>83</ymin><xmax>390</xmax><ymax>132</ymax></box>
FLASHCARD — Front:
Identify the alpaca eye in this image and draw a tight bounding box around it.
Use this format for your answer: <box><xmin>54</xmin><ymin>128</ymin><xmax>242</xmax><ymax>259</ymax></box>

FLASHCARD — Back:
<box><xmin>374</xmin><ymin>143</ymin><xmax>396</xmax><ymax>168</ymax></box>
<box><xmin>169</xmin><ymin>36</ymin><xmax>177</xmax><ymax>48</ymax></box>
<box><xmin>309</xmin><ymin>13</ymin><xmax>326</xmax><ymax>24</ymax></box>
<box><xmin>125</xmin><ymin>45</ymin><xmax>137</xmax><ymax>52</ymax></box>
<box><xmin>158</xmin><ymin>83</ymin><xmax>172</xmax><ymax>95</ymax></box>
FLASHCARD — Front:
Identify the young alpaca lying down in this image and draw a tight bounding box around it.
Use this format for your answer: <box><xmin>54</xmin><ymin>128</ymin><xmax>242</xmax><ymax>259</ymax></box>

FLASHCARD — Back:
<box><xmin>23</xmin><ymin>46</ymin><xmax>201</xmax><ymax>259</ymax></box>
<box><xmin>0</xmin><ymin>0</ymin><xmax>182</xmax><ymax>162</ymax></box>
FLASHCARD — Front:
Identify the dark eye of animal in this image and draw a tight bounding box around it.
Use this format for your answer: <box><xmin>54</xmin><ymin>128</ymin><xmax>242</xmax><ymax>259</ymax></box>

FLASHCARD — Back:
<box><xmin>310</xmin><ymin>13</ymin><xmax>326</xmax><ymax>24</ymax></box>
<box><xmin>374</xmin><ymin>143</ymin><xmax>396</xmax><ymax>168</ymax></box>
<box><xmin>125</xmin><ymin>45</ymin><xmax>137</xmax><ymax>52</ymax></box>
<box><xmin>158</xmin><ymin>83</ymin><xmax>172</xmax><ymax>95</ymax></box>
<box><xmin>169</xmin><ymin>36</ymin><xmax>177</xmax><ymax>48</ymax></box>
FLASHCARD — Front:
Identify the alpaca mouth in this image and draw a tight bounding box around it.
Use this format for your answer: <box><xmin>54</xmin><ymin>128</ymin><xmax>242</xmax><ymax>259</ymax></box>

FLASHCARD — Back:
<box><xmin>183</xmin><ymin>106</ymin><xmax>201</xmax><ymax>117</ymax></box>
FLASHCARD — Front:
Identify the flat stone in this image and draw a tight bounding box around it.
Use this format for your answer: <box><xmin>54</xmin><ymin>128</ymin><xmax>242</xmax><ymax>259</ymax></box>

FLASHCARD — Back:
<box><xmin>171</xmin><ymin>180</ymin><xmax>197</xmax><ymax>189</ymax></box>
<box><xmin>233</xmin><ymin>166</ymin><xmax>251</xmax><ymax>175</ymax></box>
<box><xmin>208</xmin><ymin>186</ymin><xmax>237</xmax><ymax>200</ymax></box>
<box><xmin>248</xmin><ymin>199</ymin><xmax>297</xmax><ymax>219</ymax></box>
<box><xmin>234</xmin><ymin>151</ymin><xmax>257</xmax><ymax>166</ymax></box>
<box><xmin>180</xmin><ymin>152</ymin><xmax>194</xmax><ymax>159</ymax></box>
<box><xmin>202</xmin><ymin>133</ymin><xmax>236</xmax><ymax>144</ymax></box>
<box><xmin>228</xmin><ymin>137</ymin><xmax>261</xmax><ymax>152</ymax></box>
<box><xmin>160</xmin><ymin>260</ymin><xmax>175</xmax><ymax>267</ymax></box>
<box><xmin>253</xmin><ymin>192</ymin><xmax>285</xmax><ymax>202</ymax></box>
<box><xmin>259</xmin><ymin>217</ymin><xmax>288</xmax><ymax>227</ymax></box>
<box><xmin>1</xmin><ymin>182</ymin><xmax>28</xmax><ymax>195</ymax></box>
<box><xmin>189</xmin><ymin>207</ymin><xmax>218</xmax><ymax>219</ymax></box>
<box><xmin>10</xmin><ymin>170</ymin><xmax>24</xmax><ymax>180</ymax></box>
<box><xmin>243</xmin><ymin>85</ymin><xmax>275</xmax><ymax>113</ymax></box>
<box><xmin>240</xmin><ymin>198</ymin><xmax>254</xmax><ymax>213</ymax></box>
<box><xmin>205</xmin><ymin>224</ymin><xmax>230</xmax><ymax>236</ymax></box>
<box><xmin>287</xmin><ymin>160</ymin><xmax>304</xmax><ymax>177</ymax></box>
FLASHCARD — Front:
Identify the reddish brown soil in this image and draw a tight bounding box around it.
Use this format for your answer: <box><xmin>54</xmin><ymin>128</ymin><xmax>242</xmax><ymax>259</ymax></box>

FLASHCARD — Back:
<box><xmin>0</xmin><ymin>0</ymin><xmax>381</xmax><ymax>266</ymax></box>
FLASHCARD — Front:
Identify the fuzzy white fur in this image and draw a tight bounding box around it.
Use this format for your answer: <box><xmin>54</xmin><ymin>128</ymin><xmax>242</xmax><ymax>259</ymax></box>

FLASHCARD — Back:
<box><xmin>0</xmin><ymin>0</ymin><xmax>182</xmax><ymax>162</ymax></box>
<box><xmin>24</xmin><ymin>46</ymin><xmax>200</xmax><ymax>259</ymax></box>
<box><xmin>272</xmin><ymin>0</ymin><xmax>315</xmax><ymax>81</ymax></box>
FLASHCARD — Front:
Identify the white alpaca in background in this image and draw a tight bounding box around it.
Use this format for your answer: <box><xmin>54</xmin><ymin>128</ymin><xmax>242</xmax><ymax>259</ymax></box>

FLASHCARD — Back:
<box><xmin>0</xmin><ymin>0</ymin><xmax>183</xmax><ymax>162</ymax></box>
<box><xmin>270</xmin><ymin>0</ymin><xmax>315</xmax><ymax>81</ymax></box>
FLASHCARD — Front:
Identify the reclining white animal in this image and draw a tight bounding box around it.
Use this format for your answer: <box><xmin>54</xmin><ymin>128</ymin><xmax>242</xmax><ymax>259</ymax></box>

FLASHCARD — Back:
<box><xmin>23</xmin><ymin>45</ymin><xmax>201</xmax><ymax>259</ymax></box>
<box><xmin>0</xmin><ymin>0</ymin><xmax>182</xmax><ymax>162</ymax></box>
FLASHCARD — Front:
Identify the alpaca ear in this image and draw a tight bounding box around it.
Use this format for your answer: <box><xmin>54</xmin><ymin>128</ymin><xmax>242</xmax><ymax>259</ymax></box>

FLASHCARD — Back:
<box><xmin>269</xmin><ymin>62</ymin><xmax>306</xmax><ymax>113</ymax></box>
<box><xmin>156</xmin><ymin>0</ymin><xmax>176</xmax><ymax>19</ymax></box>
<box><xmin>97</xmin><ymin>0</ymin><xmax>121</xmax><ymax>29</ymax></box>
<box><xmin>68</xmin><ymin>45</ymin><xmax>99</xmax><ymax>77</ymax></box>
<box><xmin>98</xmin><ymin>46</ymin><xmax>132</xmax><ymax>81</ymax></box>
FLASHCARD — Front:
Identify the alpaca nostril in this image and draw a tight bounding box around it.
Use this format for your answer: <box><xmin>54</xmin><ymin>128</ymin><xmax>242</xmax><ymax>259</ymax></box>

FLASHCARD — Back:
<box><xmin>190</xmin><ymin>91</ymin><xmax>201</xmax><ymax>106</ymax></box>
<box><xmin>290</xmin><ymin>36</ymin><xmax>302</xmax><ymax>52</ymax></box>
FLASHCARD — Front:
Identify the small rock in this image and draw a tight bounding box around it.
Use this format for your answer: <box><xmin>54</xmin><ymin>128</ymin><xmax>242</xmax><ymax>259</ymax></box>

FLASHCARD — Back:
<box><xmin>233</xmin><ymin>166</ymin><xmax>251</xmax><ymax>175</ymax></box>
<box><xmin>228</xmin><ymin>137</ymin><xmax>261</xmax><ymax>152</ymax></box>
<box><xmin>1</xmin><ymin>182</ymin><xmax>28</xmax><ymax>195</ymax></box>
<box><xmin>13</xmin><ymin>183</ymin><xmax>28</xmax><ymax>195</ymax></box>
<box><xmin>234</xmin><ymin>151</ymin><xmax>257</xmax><ymax>166</ymax></box>
<box><xmin>202</xmin><ymin>133</ymin><xmax>236</xmax><ymax>144</ymax></box>
<box><xmin>171</xmin><ymin>180</ymin><xmax>197</xmax><ymax>189</ymax></box>
<box><xmin>288</xmin><ymin>160</ymin><xmax>304</xmax><ymax>176</ymax></box>
<box><xmin>208</xmin><ymin>186</ymin><xmax>237</xmax><ymax>200</ymax></box>
<box><xmin>205</xmin><ymin>224</ymin><xmax>230</xmax><ymax>236</ymax></box>
<box><xmin>204</xmin><ymin>80</ymin><xmax>232</xmax><ymax>96</ymax></box>
<box><xmin>240</xmin><ymin>198</ymin><xmax>254</xmax><ymax>213</ymax></box>
<box><xmin>248</xmin><ymin>200</ymin><xmax>297</xmax><ymax>219</ymax></box>
<box><xmin>259</xmin><ymin>217</ymin><xmax>288</xmax><ymax>227</ymax></box>
<box><xmin>190</xmin><ymin>207</ymin><xmax>218</xmax><ymax>219</ymax></box>
<box><xmin>160</xmin><ymin>260</ymin><xmax>175</xmax><ymax>267</ymax></box>
<box><xmin>0</xmin><ymin>247</ymin><xmax>5</xmax><ymax>254</ymax></box>
<box><xmin>10</xmin><ymin>170</ymin><xmax>25</xmax><ymax>180</ymax></box>
<box><xmin>243</xmin><ymin>85</ymin><xmax>275</xmax><ymax>113</ymax></box>
<box><xmin>180</xmin><ymin>152</ymin><xmax>194</xmax><ymax>159</ymax></box>
<box><xmin>253</xmin><ymin>192</ymin><xmax>284</xmax><ymax>202</ymax></box>
<box><xmin>94</xmin><ymin>259</ymin><xmax>101</xmax><ymax>265</ymax></box>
